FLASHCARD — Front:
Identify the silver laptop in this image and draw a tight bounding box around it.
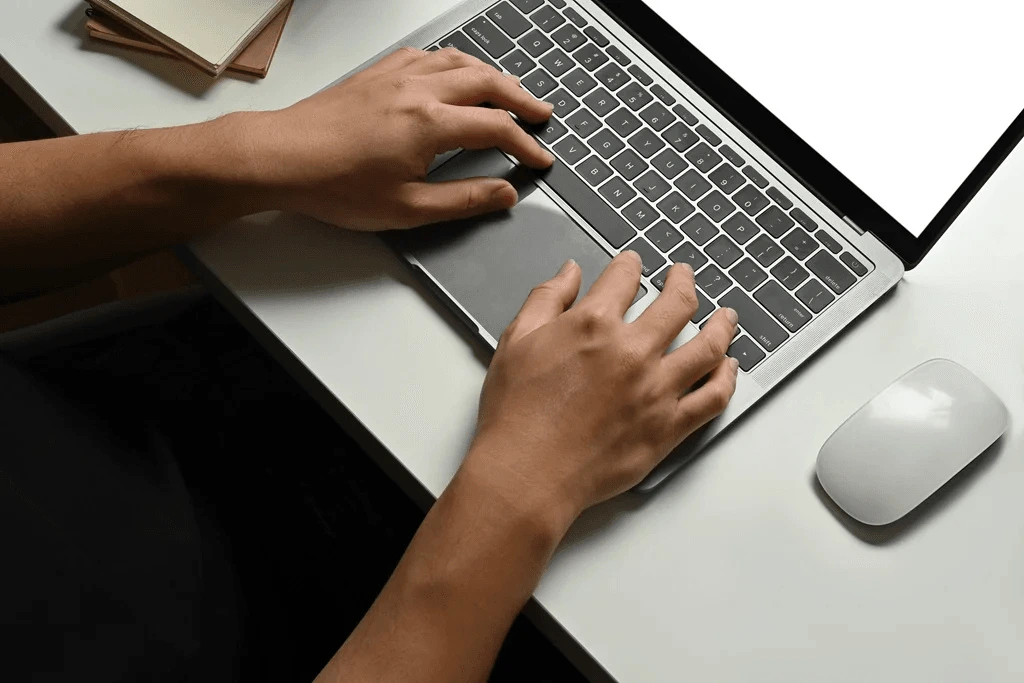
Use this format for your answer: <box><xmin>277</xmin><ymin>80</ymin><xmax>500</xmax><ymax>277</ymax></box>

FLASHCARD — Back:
<box><xmin>334</xmin><ymin>0</ymin><xmax>1024</xmax><ymax>490</ymax></box>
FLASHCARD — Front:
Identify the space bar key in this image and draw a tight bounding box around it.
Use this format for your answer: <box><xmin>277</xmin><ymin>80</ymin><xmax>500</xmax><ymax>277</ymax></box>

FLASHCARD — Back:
<box><xmin>537</xmin><ymin>160</ymin><xmax>637</xmax><ymax>250</ymax></box>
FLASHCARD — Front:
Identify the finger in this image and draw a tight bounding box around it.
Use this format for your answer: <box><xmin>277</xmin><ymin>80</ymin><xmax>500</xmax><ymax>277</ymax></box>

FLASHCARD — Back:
<box><xmin>674</xmin><ymin>356</ymin><xmax>739</xmax><ymax>441</ymax></box>
<box><xmin>501</xmin><ymin>260</ymin><xmax>582</xmax><ymax>345</ymax></box>
<box><xmin>579</xmin><ymin>251</ymin><xmax>644</xmax><ymax>318</ymax></box>
<box><xmin>402</xmin><ymin>47</ymin><xmax>495</xmax><ymax>75</ymax></box>
<box><xmin>434</xmin><ymin>106</ymin><xmax>554</xmax><ymax>168</ymax></box>
<box><xmin>663</xmin><ymin>307</ymin><xmax>738</xmax><ymax>390</ymax></box>
<box><xmin>633</xmin><ymin>263</ymin><xmax>698</xmax><ymax>349</ymax></box>
<box><xmin>355</xmin><ymin>47</ymin><xmax>428</xmax><ymax>80</ymax></box>
<box><xmin>397</xmin><ymin>177</ymin><xmax>519</xmax><ymax>226</ymax></box>
<box><xmin>428</xmin><ymin>66</ymin><xmax>553</xmax><ymax>124</ymax></box>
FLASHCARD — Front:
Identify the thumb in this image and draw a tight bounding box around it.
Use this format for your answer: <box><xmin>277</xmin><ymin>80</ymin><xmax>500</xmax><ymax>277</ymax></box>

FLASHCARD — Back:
<box><xmin>501</xmin><ymin>259</ymin><xmax>582</xmax><ymax>346</ymax></box>
<box><xmin>400</xmin><ymin>177</ymin><xmax>518</xmax><ymax>227</ymax></box>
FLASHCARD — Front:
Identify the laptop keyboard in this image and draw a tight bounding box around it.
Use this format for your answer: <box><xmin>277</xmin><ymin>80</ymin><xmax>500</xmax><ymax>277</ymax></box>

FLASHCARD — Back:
<box><xmin>428</xmin><ymin>0</ymin><xmax>872</xmax><ymax>372</ymax></box>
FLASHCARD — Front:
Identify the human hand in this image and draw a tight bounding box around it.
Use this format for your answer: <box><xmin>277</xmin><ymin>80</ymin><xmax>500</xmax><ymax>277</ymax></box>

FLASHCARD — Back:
<box><xmin>240</xmin><ymin>47</ymin><xmax>554</xmax><ymax>231</ymax></box>
<box><xmin>463</xmin><ymin>253</ymin><xmax>739</xmax><ymax>533</ymax></box>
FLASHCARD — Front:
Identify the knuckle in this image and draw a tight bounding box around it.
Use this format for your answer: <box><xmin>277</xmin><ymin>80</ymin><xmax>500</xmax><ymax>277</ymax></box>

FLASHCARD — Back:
<box><xmin>395</xmin><ymin>46</ymin><xmax>422</xmax><ymax>59</ymax></box>
<box><xmin>576</xmin><ymin>305</ymin><xmax>609</xmax><ymax>334</ymax></box>
<box><xmin>668</xmin><ymin>280</ymin><xmax>699</xmax><ymax>313</ymax></box>
<box><xmin>438</xmin><ymin>47</ymin><xmax>465</xmax><ymax>65</ymax></box>
<box><xmin>392</xmin><ymin>74</ymin><xmax>418</xmax><ymax>92</ymax></box>
<box><xmin>709</xmin><ymin>381</ymin><xmax>734</xmax><ymax>412</ymax></box>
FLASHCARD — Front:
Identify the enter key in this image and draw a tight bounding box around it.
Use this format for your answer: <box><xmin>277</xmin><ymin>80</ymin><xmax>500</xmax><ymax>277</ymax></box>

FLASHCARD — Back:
<box><xmin>754</xmin><ymin>280</ymin><xmax>812</xmax><ymax>333</ymax></box>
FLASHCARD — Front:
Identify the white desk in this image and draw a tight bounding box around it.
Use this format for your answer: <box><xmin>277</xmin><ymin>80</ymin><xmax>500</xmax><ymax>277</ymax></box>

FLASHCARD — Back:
<box><xmin>4</xmin><ymin>2</ymin><xmax>1024</xmax><ymax>680</ymax></box>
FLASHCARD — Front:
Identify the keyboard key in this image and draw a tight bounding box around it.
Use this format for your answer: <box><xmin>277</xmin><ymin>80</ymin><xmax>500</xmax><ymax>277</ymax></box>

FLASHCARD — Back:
<box><xmin>628</xmin><ymin>128</ymin><xmax>666</xmax><ymax>158</ymax></box>
<box><xmin>766</xmin><ymin>187</ymin><xmax>793</xmax><ymax>210</ymax></box>
<box><xmin>510</xmin><ymin>0</ymin><xmax>544</xmax><ymax>12</ymax></box>
<box><xmin>573</xmin><ymin>43</ymin><xmax>609</xmax><ymax>71</ymax></box>
<box><xmin>628</xmin><ymin>65</ymin><xmax>653</xmax><ymax>85</ymax></box>
<box><xmin>607</xmin><ymin>107</ymin><xmax>642</xmax><ymax>137</ymax></box>
<box><xmin>684</xmin><ymin>142</ymin><xmax>722</xmax><ymax>173</ymax></box>
<box><xmin>618</xmin><ymin>82</ymin><xmax>654</xmax><ymax>111</ymax></box>
<box><xmin>733</xmin><ymin>184</ymin><xmax>770</xmax><ymax>216</ymax></box>
<box><xmin>730</xmin><ymin>258</ymin><xmax>768</xmax><ymax>291</ymax></box>
<box><xmin>583</xmin><ymin>88</ymin><xmax>618</xmax><ymax>116</ymax></box>
<box><xmin>781</xmin><ymin>228</ymin><xmax>818</xmax><ymax>261</ymax></box>
<box><xmin>588</xmin><ymin>128</ymin><xmax>624</xmax><ymax>159</ymax></box>
<box><xmin>639</xmin><ymin>102</ymin><xmax>675</xmax><ymax>131</ymax></box>
<box><xmin>540</xmin><ymin>48</ymin><xmax>575</xmax><ymax>76</ymax></box>
<box><xmin>531</xmin><ymin>6</ymin><xmax>566</xmax><ymax>32</ymax></box>
<box><xmin>561</xmin><ymin>67</ymin><xmax>597</xmax><ymax>96</ymax></box>
<box><xmin>672</xmin><ymin>104</ymin><xmax>699</xmax><ymax>126</ymax></box>
<box><xmin>518</xmin><ymin>29</ymin><xmax>554</xmax><ymax>57</ymax></box>
<box><xmin>646</xmin><ymin>221</ymin><xmax>684</xmax><ymax>253</ymax></box>
<box><xmin>661</xmin><ymin>122</ymin><xmax>700</xmax><ymax>153</ymax></box>
<box><xmin>651</xmin><ymin>149</ymin><xmax>687</xmax><ymax>179</ymax></box>
<box><xmin>651</xmin><ymin>266</ymin><xmax>672</xmax><ymax>291</ymax></box>
<box><xmin>540</xmin><ymin>158</ymin><xmax>636</xmax><ymax>248</ymax></box>
<box><xmin>756</xmin><ymin>205</ymin><xmax>795</xmax><ymax>237</ymax></box>
<box><xmin>720</xmin><ymin>145</ymin><xmax>745</xmax><ymax>166</ymax></box>
<box><xmin>796</xmin><ymin>279</ymin><xmax>835</xmax><ymax>313</ymax></box>
<box><xmin>594</xmin><ymin>63</ymin><xmax>630</xmax><ymax>91</ymax></box>
<box><xmin>840</xmin><ymin>252</ymin><xmax>869</xmax><ymax>276</ymax></box>
<box><xmin>584</xmin><ymin>26</ymin><xmax>609</xmax><ymax>47</ymax></box>
<box><xmin>816</xmin><ymin>230</ymin><xmax>843</xmax><ymax>254</ymax></box>
<box><xmin>669</xmin><ymin>242</ymin><xmax>709</xmax><ymax>271</ymax></box>
<box><xmin>440</xmin><ymin>32</ymin><xmax>498</xmax><ymax>69</ymax></box>
<box><xmin>747</xmin><ymin>234</ymin><xmax>784</xmax><ymax>267</ymax></box>
<box><xmin>719</xmin><ymin>289</ymin><xmax>788</xmax><ymax>352</ymax></box>
<box><xmin>634</xmin><ymin>170</ymin><xmax>672</xmax><ymax>202</ymax></box>
<box><xmin>791</xmin><ymin>207</ymin><xmax>817</xmax><ymax>232</ymax></box>
<box><xmin>722</xmin><ymin>214</ymin><xmax>759</xmax><ymax>245</ymax></box>
<box><xmin>559</xmin><ymin>6</ymin><xmax>584</xmax><ymax>25</ymax></box>
<box><xmin>501</xmin><ymin>49</ymin><xmax>537</xmax><ymax>76</ymax></box>
<box><xmin>549</xmin><ymin>0</ymin><xmax>566</xmax><ymax>7</ymax></box>
<box><xmin>598</xmin><ymin>176</ymin><xmax>636</xmax><ymax>208</ymax></box>
<box><xmin>755</xmin><ymin>280</ymin><xmax>812</xmax><ymax>333</ymax></box>
<box><xmin>610</xmin><ymin>149</ymin><xmax>648</xmax><ymax>180</ymax></box>
<box><xmin>742</xmin><ymin>166</ymin><xmax>769</xmax><ymax>188</ymax></box>
<box><xmin>705</xmin><ymin>235</ymin><xmax>744</xmax><ymax>269</ymax></box>
<box><xmin>607</xmin><ymin>45</ymin><xmax>631</xmax><ymax>65</ymax></box>
<box><xmin>566</xmin><ymin>108</ymin><xmax>601</xmax><ymax>137</ymax></box>
<box><xmin>624</xmin><ymin>237</ymin><xmax>666</xmax><ymax>277</ymax></box>
<box><xmin>681</xmin><ymin>213</ymin><xmax>719</xmax><ymax>246</ymax></box>
<box><xmin>728</xmin><ymin>336</ymin><xmax>766</xmax><ymax>371</ymax></box>
<box><xmin>622</xmin><ymin>197</ymin><xmax>659</xmax><ymax>230</ymax></box>
<box><xmin>465</xmin><ymin>17</ymin><xmax>515</xmax><ymax>57</ymax></box>
<box><xmin>552</xmin><ymin>133</ymin><xmax>589</xmax><ymax>165</ymax></box>
<box><xmin>522</xmin><ymin>69</ymin><xmax>558</xmax><ymax>97</ymax></box>
<box><xmin>650</xmin><ymin>83</ymin><xmax>676</xmax><ymax>106</ymax></box>
<box><xmin>696</xmin><ymin>264</ymin><xmax>732</xmax><ymax>298</ymax></box>
<box><xmin>770</xmin><ymin>256</ymin><xmax>809</xmax><ymax>290</ymax></box>
<box><xmin>656</xmin><ymin>192</ymin><xmax>695</xmax><ymax>224</ymax></box>
<box><xmin>695</xmin><ymin>124</ymin><xmax>721</xmax><ymax>146</ymax></box>
<box><xmin>487</xmin><ymin>2</ymin><xmax>532</xmax><ymax>38</ymax></box>
<box><xmin>698</xmin><ymin>190</ymin><xmax>735</xmax><ymax>223</ymax></box>
<box><xmin>692</xmin><ymin>290</ymin><xmax>715</xmax><ymax>323</ymax></box>
<box><xmin>709</xmin><ymin>164</ymin><xmax>745</xmax><ymax>195</ymax></box>
<box><xmin>577</xmin><ymin>155</ymin><xmax>613</xmax><ymax>186</ymax></box>
<box><xmin>807</xmin><ymin>251</ymin><xmax>856</xmax><ymax>294</ymax></box>
<box><xmin>535</xmin><ymin>118</ymin><xmax>568</xmax><ymax>144</ymax></box>
<box><xmin>675</xmin><ymin>169</ymin><xmax>712</xmax><ymax>200</ymax></box>
<box><xmin>544</xmin><ymin>88</ymin><xmax>579</xmax><ymax>117</ymax></box>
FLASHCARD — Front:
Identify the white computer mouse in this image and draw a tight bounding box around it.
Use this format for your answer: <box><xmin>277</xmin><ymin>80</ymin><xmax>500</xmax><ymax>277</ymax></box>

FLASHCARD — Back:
<box><xmin>816</xmin><ymin>359</ymin><xmax>1009</xmax><ymax>526</ymax></box>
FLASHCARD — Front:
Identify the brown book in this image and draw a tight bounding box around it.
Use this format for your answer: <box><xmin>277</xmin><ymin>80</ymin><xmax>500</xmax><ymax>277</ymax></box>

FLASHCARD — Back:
<box><xmin>84</xmin><ymin>1</ymin><xmax>291</xmax><ymax>78</ymax></box>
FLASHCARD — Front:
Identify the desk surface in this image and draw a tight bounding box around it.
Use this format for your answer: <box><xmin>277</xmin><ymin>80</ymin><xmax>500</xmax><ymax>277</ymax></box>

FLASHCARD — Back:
<box><xmin>5</xmin><ymin>2</ymin><xmax>1024</xmax><ymax>681</ymax></box>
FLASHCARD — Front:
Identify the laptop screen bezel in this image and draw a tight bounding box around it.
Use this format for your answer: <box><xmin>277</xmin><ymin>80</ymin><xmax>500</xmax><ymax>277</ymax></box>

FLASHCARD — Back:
<box><xmin>593</xmin><ymin>0</ymin><xmax>1024</xmax><ymax>268</ymax></box>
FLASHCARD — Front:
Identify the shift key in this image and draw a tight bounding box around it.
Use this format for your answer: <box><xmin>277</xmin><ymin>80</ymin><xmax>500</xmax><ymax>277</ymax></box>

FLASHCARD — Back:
<box><xmin>719</xmin><ymin>288</ymin><xmax>788</xmax><ymax>352</ymax></box>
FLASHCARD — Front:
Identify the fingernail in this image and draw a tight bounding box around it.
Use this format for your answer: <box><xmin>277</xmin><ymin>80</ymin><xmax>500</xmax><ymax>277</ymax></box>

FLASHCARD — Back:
<box><xmin>623</xmin><ymin>250</ymin><xmax>642</xmax><ymax>266</ymax></box>
<box><xmin>491</xmin><ymin>183</ymin><xmax>517</xmax><ymax>205</ymax></box>
<box><xmin>678</xmin><ymin>263</ymin><xmax>694</xmax><ymax>278</ymax></box>
<box><xmin>558</xmin><ymin>259</ymin><xmax>576</xmax><ymax>275</ymax></box>
<box><xmin>544</xmin><ymin>150</ymin><xmax>556</xmax><ymax>164</ymax></box>
<box><xmin>731</xmin><ymin>357</ymin><xmax>740</xmax><ymax>372</ymax></box>
<box><xmin>724</xmin><ymin>307</ymin><xmax>739</xmax><ymax>325</ymax></box>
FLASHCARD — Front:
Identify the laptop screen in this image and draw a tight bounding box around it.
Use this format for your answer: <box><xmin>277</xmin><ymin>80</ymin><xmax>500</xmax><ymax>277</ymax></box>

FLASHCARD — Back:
<box><xmin>643</xmin><ymin>0</ymin><xmax>1022</xmax><ymax>238</ymax></box>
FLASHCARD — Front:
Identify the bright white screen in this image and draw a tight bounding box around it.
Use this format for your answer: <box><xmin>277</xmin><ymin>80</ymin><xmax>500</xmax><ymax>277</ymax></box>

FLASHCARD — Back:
<box><xmin>644</xmin><ymin>0</ymin><xmax>1024</xmax><ymax>236</ymax></box>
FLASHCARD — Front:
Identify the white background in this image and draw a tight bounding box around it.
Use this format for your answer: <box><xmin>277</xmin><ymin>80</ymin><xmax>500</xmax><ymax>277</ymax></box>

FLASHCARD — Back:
<box><xmin>645</xmin><ymin>0</ymin><xmax>1024</xmax><ymax>236</ymax></box>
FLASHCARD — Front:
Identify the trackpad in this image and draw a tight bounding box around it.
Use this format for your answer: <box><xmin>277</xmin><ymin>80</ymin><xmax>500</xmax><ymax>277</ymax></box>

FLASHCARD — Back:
<box><xmin>391</xmin><ymin>150</ymin><xmax>621</xmax><ymax>341</ymax></box>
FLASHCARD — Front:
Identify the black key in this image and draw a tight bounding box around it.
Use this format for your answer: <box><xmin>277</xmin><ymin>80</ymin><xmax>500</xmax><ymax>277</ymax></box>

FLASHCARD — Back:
<box><xmin>720</xmin><ymin>145</ymin><xmax>745</xmax><ymax>167</ymax></box>
<box><xmin>552</xmin><ymin>133</ymin><xmax>589</xmax><ymax>165</ymax></box>
<box><xmin>577</xmin><ymin>155</ymin><xmax>613</xmax><ymax>186</ymax></box>
<box><xmin>539</xmin><ymin>158</ymin><xmax>636</xmax><ymax>248</ymax></box>
<box><xmin>501</xmin><ymin>49</ymin><xmax>537</xmax><ymax>76</ymax></box>
<box><xmin>427</xmin><ymin>45</ymin><xmax>440</xmax><ymax>51</ymax></box>
<box><xmin>651</xmin><ymin>266</ymin><xmax>672</xmax><ymax>291</ymax></box>
<box><xmin>561</xmin><ymin>67</ymin><xmax>597</xmax><ymax>96</ymax></box>
<box><xmin>669</xmin><ymin>241</ymin><xmax>709</xmax><ymax>272</ymax></box>
<box><xmin>672</xmin><ymin>104</ymin><xmax>699</xmax><ymax>126</ymax></box>
<box><xmin>722</xmin><ymin>214</ymin><xmax>759</xmax><ymax>245</ymax></box>
<box><xmin>695</xmin><ymin>124</ymin><xmax>721</xmax><ymax>146</ymax></box>
<box><xmin>796</xmin><ymin>279</ymin><xmax>835</xmax><ymax>314</ymax></box>
<box><xmin>771</xmin><ymin>256</ymin><xmax>810</xmax><ymax>290</ymax></box>
<box><xmin>742</xmin><ymin>166</ymin><xmax>769</xmax><ymax>188</ymax></box>
<box><xmin>618</xmin><ymin>82</ymin><xmax>654</xmax><ymax>111</ymax></box>
<box><xmin>646</xmin><ymin>221</ymin><xmax>684</xmax><ymax>253</ymax></box>
<box><xmin>633</xmin><ymin>170</ymin><xmax>671</xmax><ymax>202</ymax></box>
<box><xmin>566</xmin><ymin>108</ymin><xmax>601</xmax><ymax>137</ymax></box>
<box><xmin>709</xmin><ymin>164</ymin><xmax>745</xmax><ymax>195</ymax></box>
<box><xmin>639</xmin><ymin>102</ymin><xmax>675</xmax><ymax>131</ymax></box>
<box><xmin>816</xmin><ymin>230</ymin><xmax>843</xmax><ymax>254</ymax></box>
<box><xmin>465</xmin><ymin>17</ymin><xmax>515</xmax><ymax>57</ymax></box>
<box><xmin>719</xmin><ymin>289</ymin><xmax>788</xmax><ymax>352</ymax></box>
<box><xmin>746</xmin><ymin>234</ymin><xmax>784</xmax><ymax>267</ymax></box>
<box><xmin>518</xmin><ymin>29</ymin><xmax>554</xmax><ymax>57</ymax></box>
<box><xmin>791</xmin><ymin>207</ymin><xmax>817</xmax><ymax>232</ymax></box>
<box><xmin>549</xmin><ymin>0</ymin><xmax>566</xmax><ymax>7</ymax></box>
<box><xmin>573</xmin><ymin>43</ymin><xmax>609</xmax><ymax>71</ymax></box>
<box><xmin>440</xmin><ymin>32</ymin><xmax>498</xmax><ymax>69</ymax></box>
<box><xmin>588</xmin><ymin>128</ymin><xmax>624</xmax><ymax>159</ymax></box>
<box><xmin>610</xmin><ymin>149</ymin><xmax>648</xmax><ymax>180</ymax></box>
<box><xmin>607</xmin><ymin>45</ymin><xmax>631</xmax><ymax>65</ymax></box>
<box><xmin>622</xmin><ymin>197</ymin><xmax>659</xmax><ymax>230</ymax></box>
<box><xmin>628</xmin><ymin>128</ymin><xmax>666</xmax><ymax>158</ymax></box>
<box><xmin>681</xmin><ymin>213</ymin><xmax>719</xmax><ymax>246</ymax></box>
<box><xmin>656</xmin><ymin>192</ymin><xmax>695</xmax><ymax>224</ymax></box>
<box><xmin>705</xmin><ymin>235</ymin><xmax>744</xmax><ymax>269</ymax></box>
<box><xmin>766</xmin><ymin>187</ymin><xmax>793</xmax><ymax>210</ymax></box>
<box><xmin>807</xmin><ymin>251</ymin><xmax>856</xmax><ymax>294</ymax></box>
<box><xmin>651</xmin><ymin>149</ymin><xmax>687</xmax><ymax>179</ymax></box>
<box><xmin>535</xmin><ymin>118</ymin><xmax>568</xmax><ymax>144</ymax></box>
<box><xmin>584</xmin><ymin>26</ymin><xmax>609</xmax><ymax>47</ymax></box>
<box><xmin>628</xmin><ymin>65</ymin><xmax>653</xmax><ymax>85</ymax></box>
<box><xmin>607</xmin><ymin>107</ymin><xmax>642</xmax><ymax>137</ymax></box>
<box><xmin>650</xmin><ymin>83</ymin><xmax>676</xmax><ymax>105</ymax></box>
<box><xmin>583</xmin><ymin>88</ymin><xmax>618</xmax><ymax>116</ymax></box>
<box><xmin>675</xmin><ymin>169</ymin><xmax>712</xmax><ymax>201</ymax></box>
<box><xmin>598</xmin><ymin>176</ymin><xmax>636</xmax><ymax>208</ymax></box>
<box><xmin>540</xmin><ymin>48</ymin><xmax>575</xmax><ymax>76</ymax></box>
<box><xmin>781</xmin><ymin>228</ymin><xmax>818</xmax><ymax>261</ymax></box>
<box><xmin>564</xmin><ymin>6</ymin><xmax>587</xmax><ymax>27</ymax></box>
<box><xmin>624</xmin><ymin>237</ymin><xmax>666</xmax><ymax>277</ymax></box>
<box><xmin>698</xmin><ymin>190</ymin><xmax>735</xmax><ymax>223</ymax></box>
<box><xmin>728</xmin><ymin>336</ymin><xmax>766</xmax><ymax>372</ymax></box>
<box><xmin>594</xmin><ymin>63</ymin><xmax>630</xmax><ymax>91</ymax></box>
<box><xmin>510</xmin><ymin>0</ymin><xmax>544</xmax><ymax>12</ymax></box>
<box><xmin>730</xmin><ymin>258</ymin><xmax>768</xmax><ymax>292</ymax></box>
<box><xmin>840</xmin><ymin>252</ymin><xmax>869</xmax><ymax>277</ymax></box>
<box><xmin>522</xmin><ymin>68</ymin><xmax>558</xmax><ymax>97</ymax></box>
<box><xmin>755</xmin><ymin>280</ymin><xmax>812</xmax><ymax>333</ymax></box>
<box><xmin>734</xmin><ymin>184</ymin><xmax>770</xmax><ymax>216</ymax></box>
<box><xmin>531</xmin><ymin>6</ymin><xmax>566</xmax><ymax>32</ymax></box>
<box><xmin>692</xmin><ymin>290</ymin><xmax>715</xmax><ymax>324</ymax></box>
<box><xmin>488</xmin><ymin>2</ymin><xmax>532</xmax><ymax>38</ymax></box>
<box><xmin>544</xmin><ymin>88</ymin><xmax>579</xmax><ymax>117</ymax></box>
<box><xmin>684</xmin><ymin>142</ymin><xmax>722</xmax><ymax>173</ymax></box>
<box><xmin>696</xmin><ymin>264</ymin><xmax>732</xmax><ymax>299</ymax></box>
<box><xmin>756</xmin><ymin>205</ymin><xmax>795</xmax><ymax>238</ymax></box>
<box><xmin>661</xmin><ymin>122</ymin><xmax>700</xmax><ymax>153</ymax></box>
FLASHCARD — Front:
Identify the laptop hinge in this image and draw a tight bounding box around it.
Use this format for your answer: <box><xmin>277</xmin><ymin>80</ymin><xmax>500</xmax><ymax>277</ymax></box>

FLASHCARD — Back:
<box><xmin>842</xmin><ymin>216</ymin><xmax>866</xmax><ymax>235</ymax></box>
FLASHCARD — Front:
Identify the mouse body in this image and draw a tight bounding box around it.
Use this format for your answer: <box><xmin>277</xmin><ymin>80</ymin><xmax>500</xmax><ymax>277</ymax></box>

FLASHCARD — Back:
<box><xmin>816</xmin><ymin>359</ymin><xmax>1009</xmax><ymax>526</ymax></box>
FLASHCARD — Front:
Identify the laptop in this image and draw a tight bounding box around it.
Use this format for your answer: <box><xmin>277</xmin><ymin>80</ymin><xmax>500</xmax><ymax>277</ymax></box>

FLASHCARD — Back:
<box><xmin>331</xmin><ymin>0</ymin><xmax>1024</xmax><ymax>490</ymax></box>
